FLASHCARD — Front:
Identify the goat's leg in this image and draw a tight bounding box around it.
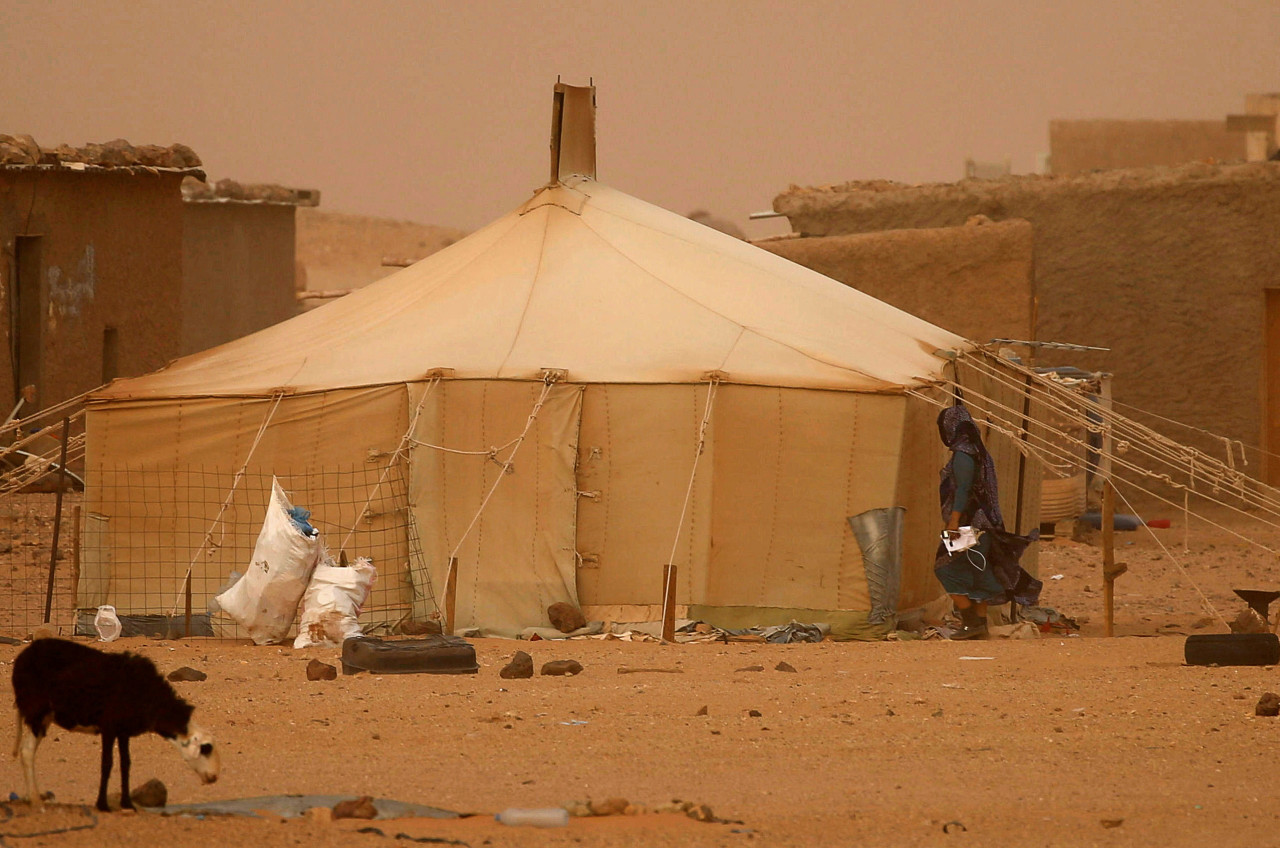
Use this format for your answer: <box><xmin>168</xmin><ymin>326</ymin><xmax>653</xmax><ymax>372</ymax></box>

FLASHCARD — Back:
<box><xmin>96</xmin><ymin>734</ymin><xmax>115</xmax><ymax>812</ymax></box>
<box><xmin>118</xmin><ymin>736</ymin><xmax>133</xmax><ymax>810</ymax></box>
<box><xmin>17</xmin><ymin>722</ymin><xmax>43</xmax><ymax>808</ymax></box>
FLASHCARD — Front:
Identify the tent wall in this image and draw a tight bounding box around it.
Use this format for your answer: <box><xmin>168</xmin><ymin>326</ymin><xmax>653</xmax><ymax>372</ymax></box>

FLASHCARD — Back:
<box><xmin>82</xmin><ymin>386</ymin><xmax>414</xmax><ymax>630</ymax></box>
<box><xmin>702</xmin><ymin>387</ymin><xmax>904</xmax><ymax>612</ymax></box>
<box><xmin>574</xmin><ymin>384</ymin><xmax>713</xmax><ymax>623</ymax></box>
<box><xmin>408</xmin><ymin>381</ymin><xmax>583</xmax><ymax>637</ymax></box>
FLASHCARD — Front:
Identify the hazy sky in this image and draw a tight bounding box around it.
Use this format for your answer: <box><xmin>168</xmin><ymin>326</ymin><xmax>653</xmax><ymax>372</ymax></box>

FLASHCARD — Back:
<box><xmin>2</xmin><ymin>1</ymin><xmax>1277</xmax><ymax>238</ymax></box>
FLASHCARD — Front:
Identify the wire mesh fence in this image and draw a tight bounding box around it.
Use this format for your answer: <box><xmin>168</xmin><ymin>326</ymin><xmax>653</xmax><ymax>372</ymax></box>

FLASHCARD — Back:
<box><xmin>0</xmin><ymin>463</ymin><xmax>439</xmax><ymax>641</ymax></box>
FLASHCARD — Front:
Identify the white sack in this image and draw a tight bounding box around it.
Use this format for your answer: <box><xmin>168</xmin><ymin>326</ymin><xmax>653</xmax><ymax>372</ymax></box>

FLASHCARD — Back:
<box><xmin>215</xmin><ymin>477</ymin><xmax>321</xmax><ymax>645</ymax></box>
<box><xmin>293</xmin><ymin>555</ymin><xmax>377</xmax><ymax>649</ymax></box>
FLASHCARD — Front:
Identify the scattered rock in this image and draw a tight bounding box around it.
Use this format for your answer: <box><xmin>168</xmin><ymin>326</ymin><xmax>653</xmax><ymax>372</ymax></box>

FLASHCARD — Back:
<box><xmin>332</xmin><ymin>796</ymin><xmax>378</xmax><ymax>820</ymax></box>
<box><xmin>563</xmin><ymin>801</ymin><xmax>593</xmax><ymax>817</ymax></box>
<box><xmin>747</xmin><ymin>709</ymin><xmax>762</xmax><ymax>718</ymax></box>
<box><xmin>686</xmin><ymin>803</ymin><xmax>716</xmax><ymax>822</ymax></box>
<box><xmin>500</xmin><ymin>651</ymin><xmax>534</xmax><ymax>679</ymax></box>
<box><xmin>1255</xmin><ymin>692</ymin><xmax>1280</xmax><ymax>717</ymax></box>
<box><xmin>1231</xmin><ymin>608</ymin><xmax>1269</xmax><ymax>634</ymax></box>
<box><xmin>735</xmin><ymin>665</ymin><xmax>764</xmax><ymax>672</ymax></box>
<box><xmin>695</xmin><ymin>705</ymin><xmax>709</xmax><ymax>716</ymax></box>
<box><xmin>398</xmin><ymin>619</ymin><xmax>442</xmax><ymax>636</ymax></box>
<box><xmin>547</xmin><ymin>602</ymin><xmax>587</xmax><ymax>634</ymax></box>
<box><xmin>307</xmin><ymin>659</ymin><xmax>338</xmax><ymax>681</ymax></box>
<box><xmin>167</xmin><ymin>667</ymin><xmax>207</xmax><ymax>682</ymax></box>
<box><xmin>305</xmin><ymin>806</ymin><xmax>333</xmax><ymax>824</ymax></box>
<box><xmin>541</xmin><ymin>659</ymin><xmax>584</xmax><ymax>676</ymax></box>
<box><xmin>588</xmin><ymin>797</ymin><xmax>629</xmax><ymax>816</ymax></box>
<box><xmin>775</xmin><ymin>661</ymin><xmax>797</xmax><ymax>673</ymax></box>
<box><xmin>130</xmin><ymin>778</ymin><xmax>167</xmax><ymax>808</ymax></box>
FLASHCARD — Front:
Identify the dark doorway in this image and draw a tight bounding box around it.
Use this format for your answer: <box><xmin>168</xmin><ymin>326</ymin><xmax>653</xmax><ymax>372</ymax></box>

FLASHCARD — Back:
<box><xmin>13</xmin><ymin>236</ymin><xmax>42</xmax><ymax>409</ymax></box>
<box><xmin>102</xmin><ymin>327</ymin><xmax>119</xmax><ymax>384</ymax></box>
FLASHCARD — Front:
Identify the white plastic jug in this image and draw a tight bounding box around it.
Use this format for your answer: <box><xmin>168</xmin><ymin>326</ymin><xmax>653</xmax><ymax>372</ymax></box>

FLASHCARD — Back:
<box><xmin>94</xmin><ymin>605</ymin><xmax>122</xmax><ymax>642</ymax></box>
<box><xmin>494</xmin><ymin>808</ymin><xmax>569</xmax><ymax>827</ymax></box>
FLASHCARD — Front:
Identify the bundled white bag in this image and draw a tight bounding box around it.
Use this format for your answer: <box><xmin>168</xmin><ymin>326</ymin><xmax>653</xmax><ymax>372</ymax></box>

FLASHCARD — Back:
<box><xmin>215</xmin><ymin>478</ymin><xmax>322</xmax><ymax>645</ymax></box>
<box><xmin>293</xmin><ymin>554</ymin><xmax>377</xmax><ymax>648</ymax></box>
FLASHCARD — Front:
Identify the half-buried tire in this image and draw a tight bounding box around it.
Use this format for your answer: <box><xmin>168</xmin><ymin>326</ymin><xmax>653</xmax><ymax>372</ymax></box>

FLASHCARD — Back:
<box><xmin>1184</xmin><ymin>633</ymin><xmax>1280</xmax><ymax>667</ymax></box>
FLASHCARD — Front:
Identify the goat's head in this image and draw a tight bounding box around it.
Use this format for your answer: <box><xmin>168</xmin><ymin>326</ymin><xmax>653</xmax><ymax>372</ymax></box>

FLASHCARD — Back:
<box><xmin>172</xmin><ymin>725</ymin><xmax>219</xmax><ymax>784</ymax></box>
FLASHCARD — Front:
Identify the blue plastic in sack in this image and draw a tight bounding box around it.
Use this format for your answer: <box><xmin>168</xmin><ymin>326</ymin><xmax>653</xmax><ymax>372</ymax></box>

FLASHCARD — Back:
<box><xmin>287</xmin><ymin>506</ymin><xmax>318</xmax><ymax>537</ymax></box>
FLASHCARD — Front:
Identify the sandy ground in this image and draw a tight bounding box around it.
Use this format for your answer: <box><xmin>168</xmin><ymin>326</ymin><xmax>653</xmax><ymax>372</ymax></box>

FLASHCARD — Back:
<box><xmin>0</xmin><ymin>494</ymin><xmax>1278</xmax><ymax>846</ymax></box>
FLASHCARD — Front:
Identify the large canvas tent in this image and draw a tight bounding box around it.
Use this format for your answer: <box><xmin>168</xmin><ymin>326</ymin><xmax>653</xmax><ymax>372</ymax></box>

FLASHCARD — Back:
<box><xmin>80</xmin><ymin>85</ymin><xmax>1033</xmax><ymax>640</ymax></box>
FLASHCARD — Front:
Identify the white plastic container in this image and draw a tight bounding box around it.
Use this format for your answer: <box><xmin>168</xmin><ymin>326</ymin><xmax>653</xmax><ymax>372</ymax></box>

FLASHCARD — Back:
<box><xmin>494</xmin><ymin>807</ymin><xmax>570</xmax><ymax>827</ymax></box>
<box><xmin>94</xmin><ymin>605</ymin><xmax>122</xmax><ymax>642</ymax></box>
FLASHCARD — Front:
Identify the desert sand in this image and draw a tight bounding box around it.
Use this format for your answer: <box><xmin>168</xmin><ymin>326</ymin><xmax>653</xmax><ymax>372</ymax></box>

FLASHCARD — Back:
<box><xmin>0</xmin><ymin>496</ymin><xmax>1278</xmax><ymax>847</ymax></box>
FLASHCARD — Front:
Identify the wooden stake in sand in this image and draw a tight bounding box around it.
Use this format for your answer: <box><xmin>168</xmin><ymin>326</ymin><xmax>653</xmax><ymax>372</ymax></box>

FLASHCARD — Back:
<box><xmin>43</xmin><ymin>417</ymin><xmax>71</xmax><ymax>624</ymax></box>
<box><xmin>444</xmin><ymin>556</ymin><xmax>458</xmax><ymax>636</ymax></box>
<box><xmin>661</xmin><ymin>564</ymin><xmax>677</xmax><ymax>642</ymax></box>
<box><xmin>1101</xmin><ymin>480</ymin><xmax>1127</xmax><ymax>637</ymax></box>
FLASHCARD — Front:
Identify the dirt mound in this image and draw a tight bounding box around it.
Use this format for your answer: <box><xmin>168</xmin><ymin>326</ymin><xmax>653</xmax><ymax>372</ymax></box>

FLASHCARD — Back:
<box><xmin>296</xmin><ymin>208</ymin><xmax>466</xmax><ymax>296</ymax></box>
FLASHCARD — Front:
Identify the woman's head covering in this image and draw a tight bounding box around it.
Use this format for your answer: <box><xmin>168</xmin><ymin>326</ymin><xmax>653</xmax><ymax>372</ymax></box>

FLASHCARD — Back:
<box><xmin>937</xmin><ymin>403</ymin><xmax>984</xmax><ymax>456</ymax></box>
<box><xmin>937</xmin><ymin>401</ymin><xmax>1001</xmax><ymax>527</ymax></box>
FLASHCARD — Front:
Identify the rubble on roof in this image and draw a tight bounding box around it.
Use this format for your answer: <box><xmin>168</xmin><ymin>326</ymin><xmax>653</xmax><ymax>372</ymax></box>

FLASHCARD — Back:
<box><xmin>0</xmin><ymin>134</ymin><xmax>202</xmax><ymax>171</ymax></box>
<box><xmin>182</xmin><ymin>176</ymin><xmax>320</xmax><ymax>207</ymax></box>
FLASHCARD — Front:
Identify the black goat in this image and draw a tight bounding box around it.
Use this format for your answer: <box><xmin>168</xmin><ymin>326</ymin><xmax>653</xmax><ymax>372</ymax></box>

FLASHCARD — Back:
<box><xmin>12</xmin><ymin>638</ymin><xmax>219</xmax><ymax>811</ymax></box>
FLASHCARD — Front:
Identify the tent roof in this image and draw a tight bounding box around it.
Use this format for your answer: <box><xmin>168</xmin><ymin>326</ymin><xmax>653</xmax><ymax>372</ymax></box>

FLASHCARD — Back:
<box><xmin>96</xmin><ymin>177</ymin><xmax>965</xmax><ymax>400</ymax></box>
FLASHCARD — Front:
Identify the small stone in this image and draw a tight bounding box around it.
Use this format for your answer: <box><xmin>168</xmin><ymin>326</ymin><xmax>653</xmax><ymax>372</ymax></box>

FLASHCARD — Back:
<box><xmin>547</xmin><ymin>602</ymin><xmax>587</xmax><ymax>634</ymax></box>
<box><xmin>735</xmin><ymin>665</ymin><xmax>764</xmax><ymax>672</ymax></box>
<box><xmin>332</xmin><ymin>795</ymin><xmax>378</xmax><ymax>820</ymax></box>
<box><xmin>541</xmin><ymin>659</ymin><xmax>584</xmax><ymax>676</ymax></box>
<box><xmin>500</xmin><ymin>651</ymin><xmax>534</xmax><ymax>679</ymax></box>
<box><xmin>305</xmin><ymin>806</ymin><xmax>333</xmax><ymax>824</ymax></box>
<box><xmin>167</xmin><ymin>667</ymin><xmax>207</xmax><ymax>682</ymax></box>
<box><xmin>932</xmin><ymin>708</ymin><xmax>944</xmax><ymax>718</ymax></box>
<box><xmin>1255</xmin><ymin>692</ymin><xmax>1280</xmax><ymax>717</ymax></box>
<box><xmin>589</xmin><ymin>797</ymin><xmax>629</xmax><ymax>816</ymax></box>
<box><xmin>886</xmin><ymin>708</ymin><xmax>896</xmax><ymax>716</ymax></box>
<box><xmin>775</xmin><ymin>661</ymin><xmax>797</xmax><ymax>673</ymax></box>
<box><xmin>686</xmin><ymin>804</ymin><xmax>716</xmax><ymax>822</ymax></box>
<box><xmin>398</xmin><ymin>619</ymin><xmax>442</xmax><ymax>636</ymax></box>
<box><xmin>307</xmin><ymin>659</ymin><xmax>338</xmax><ymax>681</ymax></box>
<box><xmin>130</xmin><ymin>778</ymin><xmax>167</xmax><ymax>808</ymax></box>
<box><xmin>695</xmin><ymin>705</ymin><xmax>709</xmax><ymax>716</ymax></box>
<box><xmin>747</xmin><ymin>709</ymin><xmax>762</xmax><ymax>717</ymax></box>
<box><xmin>1100</xmin><ymin>819</ymin><xmax>1124</xmax><ymax>829</ymax></box>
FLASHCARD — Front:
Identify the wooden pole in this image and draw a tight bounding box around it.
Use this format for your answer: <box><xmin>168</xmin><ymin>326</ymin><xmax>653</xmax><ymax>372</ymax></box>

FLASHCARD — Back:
<box><xmin>443</xmin><ymin>556</ymin><xmax>458</xmax><ymax>636</ymax></box>
<box><xmin>69</xmin><ymin>505</ymin><xmax>81</xmax><ymax>616</ymax></box>
<box><xmin>1102</xmin><ymin>480</ymin><xmax>1115</xmax><ymax>636</ymax></box>
<box><xmin>1101</xmin><ymin>480</ymin><xmax>1127</xmax><ymax>636</ymax></box>
<box><xmin>43</xmin><ymin>417</ymin><xmax>71</xmax><ymax>625</ymax></box>
<box><xmin>184</xmin><ymin>572</ymin><xmax>193</xmax><ymax>638</ymax></box>
<box><xmin>661</xmin><ymin>564</ymin><xmax>677</xmax><ymax>642</ymax></box>
<box><xmin>1010</xmin><ymin>373</ymin><xmax>1033</xmax><ymax>624</ymax></box>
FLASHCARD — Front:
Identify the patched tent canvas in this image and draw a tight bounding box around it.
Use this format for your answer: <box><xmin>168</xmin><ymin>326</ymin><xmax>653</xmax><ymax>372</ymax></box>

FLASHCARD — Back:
<box><xmin>80</xmin><ymin>84</ymin><xmax>1034</xmax><ymax>640</ymax></box>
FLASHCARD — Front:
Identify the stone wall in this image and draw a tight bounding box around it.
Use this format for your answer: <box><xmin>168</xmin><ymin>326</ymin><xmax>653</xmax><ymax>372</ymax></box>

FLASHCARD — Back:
<box><xmin>773</xmin><ymin>162</ymin><xmax>1280</xmax><ymax>468</ymax></box>
<box><xmin>1049</xmin><ymin>119</ymin><xmax>1245</xmax><ymax>174</ymax></box>
<box><xmin>0</xmin><ymin>170</ymin><xmax>186</xmax><ymax>409</ymax></box>
<box><xmin>753</xmin><ymin>219</ymin><xmax>1034</xmax><ymax>345</ymax></box>
<box><xmin>182</xmin><ymin>202</ymin><xmax>299</xmax><ymax>356</ymax></box>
